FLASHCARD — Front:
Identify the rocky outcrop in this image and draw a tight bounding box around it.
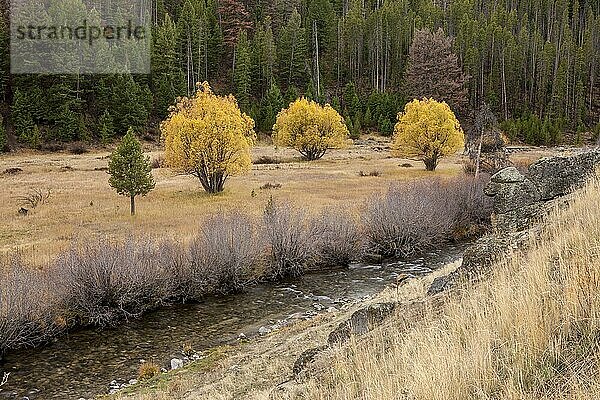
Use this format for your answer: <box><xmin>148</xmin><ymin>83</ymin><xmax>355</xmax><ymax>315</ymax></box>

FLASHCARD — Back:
<box><xmin>292</xmin><ymin>302</ymin><xmax>396</xmax><ymax>378</ymax></box>
<box><xmin>486</xmin><ymin>151</ymin><xmax>600</xmax><ymax>233</ymax></box>
<box><xmin>429</xmin><ymin>149</ymin><xmax>600</xmax><ymax>295</ymax></box>
<box><xmin>327</xmin><ymin>302</ymin><xmax>396</xmax><ymax>346</ymax></box>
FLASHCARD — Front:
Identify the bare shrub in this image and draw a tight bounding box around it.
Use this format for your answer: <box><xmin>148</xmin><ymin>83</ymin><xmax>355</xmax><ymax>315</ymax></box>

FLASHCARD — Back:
<box><xmin>0</xmin><ymin>261</ymin><xmax>62</xmax><ymax>353</ymax></box>
<box><xmin>448</xmin><ymin>175</ymin><xmax>493</xmax><ymax>237</ymax></box>
<box><xmin>260</xmin><ymin>182</ymin><xmax>282</xmax><ymax>190</ymax></box>
<box><xmin>189</xmin><ymin>212</ymin><xmax>262</xmax><ymax>294</ymax></box>
<box><xmin>363</xmin><ymin>177</ymin><xmax>490</xmax><ymax>258</ymax></box>
<box><xmin>3</xmin><ymin>168</ymin><xmax>23</xmax><ymax>175</ymax></box>
<box><xmin>311</xmin><ymin>209</ymin><xmax>363</xmax><ymax>267</ymax></box>
<box><xmin>462</xmin><ymin>159</ymin><xmax>477</xmax><ymax>175</ymax></box>
<box><xmin>254</xmin><ymin>155</ymin><xmax>282</xmax><ymax>165</ymax></box>
<box><xmin>151</xmin><ymin>155</ymin><xmax>165</xmax><ymax>169</ymax></box>
<box><xmin>358</xmin><ymin>170</ymin><xmax>381</xmax><ymax>177</ymax></box>
<box><xmin>55</xmin><ymin>239</ymin><xmax>176</xmax><ymax>326</ymax></box>
<box><xmin>16</xmin><ymin>188</ymin><xmax>51</xmax><ymax>209</ymax></box>
<box><xmin>263</xmin><ymin>197</ymin><xmax>316</xmax><ymax>279</ymax></box>
<box><xmin>69</xmin><ymin>142</ymin><xmax>88</xmax><ymax>155</ymax></box>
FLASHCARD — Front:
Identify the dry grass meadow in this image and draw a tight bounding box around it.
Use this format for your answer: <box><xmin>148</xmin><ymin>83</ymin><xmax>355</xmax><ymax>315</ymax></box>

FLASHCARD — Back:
<box><xmin>0</xmin><ymin>136</ymin><xmax>469</xmax><ymax>265</ymax></box>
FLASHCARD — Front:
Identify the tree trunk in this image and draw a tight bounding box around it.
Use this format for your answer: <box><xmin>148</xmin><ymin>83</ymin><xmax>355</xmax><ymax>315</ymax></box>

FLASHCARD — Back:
<box><xmin>474</xmin><ymin>128</ymin><xmax>484</xmax><ymax>178</ymax></box>
<box><xmin>424</xmin><ymin>157</ymin><xmax>438</xmax><ymax>171</ymax></box>
<box><xmin>130</xmin><ymin>196</ymin><xmax>136</xmax><ymax>216</ymax></box>
<box><xmin>197</xmin><ymin>170</ymin><xmax>227</xmax><ymax>194</ymax></box>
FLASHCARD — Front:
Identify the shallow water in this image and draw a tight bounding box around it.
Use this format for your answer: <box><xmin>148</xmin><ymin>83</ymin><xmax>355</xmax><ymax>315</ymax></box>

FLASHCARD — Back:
<box><xmin>0</xmin><ymin>246</ymin><xmax>464</xmax><ymax>400</ymax></box>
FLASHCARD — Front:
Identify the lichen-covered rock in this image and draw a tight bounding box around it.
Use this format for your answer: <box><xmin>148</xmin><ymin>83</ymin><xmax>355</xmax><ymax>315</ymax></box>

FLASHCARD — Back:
<box><xmin>427</xmin><ymin>275</ymin><xmax>452</xmax><ymax>296</ymax></box>
<box><xmin>489</xmin><ymin>166</ymin><xmax>525</xmax><ymax>184</ymax></box>
<box><xmin>292</xmin><ymin>345</ymin><xmax>328</xmax><ymax>376</ymax></box>
<box><xmin>328</xmin><ymin>302</ymin><xmax>396</xmax><ymax>345</ymax></box>
<box><xmin>491</xmin><ymin>203</ymin><xmax>543</xmax><ymax>232</ymax></box>
<box><xmin>428</xmin><ymin>230</ymin><xmax>532</xmax><ymax>295</ymax></box>
<box><xmin>485</xmin><ymin>150</ymin><xmax>600</xmax><ymax>233</ymax></box>
<box><xmin>528</xmin><ymin>151</ymin><xmax>600</xmax><ymax>200</ymax></box>
<box><xmin>485</xmin><ymin>179</ymin><xmax>541</xmax><ymax>215</ymax></box>
<box><xmin>429</xmin><ymin>150</ymin><xmax>600</xmax><ymax>295</ymax></box>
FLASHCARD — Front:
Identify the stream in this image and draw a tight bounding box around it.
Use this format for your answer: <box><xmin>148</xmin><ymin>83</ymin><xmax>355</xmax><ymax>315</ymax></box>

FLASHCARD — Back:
<box><xmin>0</xmin><ymin>245</ymin><xmax>465</xmax><ymax>400</ymax></box>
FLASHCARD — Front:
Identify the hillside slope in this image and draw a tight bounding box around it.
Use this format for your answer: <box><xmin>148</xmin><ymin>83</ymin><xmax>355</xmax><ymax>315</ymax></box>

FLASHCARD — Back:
<box><xmin>295</xmin><ymin>176</ymin><xmax>600</xmax><ymax>399</ymax></box>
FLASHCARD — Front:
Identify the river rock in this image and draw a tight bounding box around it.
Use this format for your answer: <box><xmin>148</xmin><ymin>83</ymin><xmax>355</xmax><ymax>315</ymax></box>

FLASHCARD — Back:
<box><xmin>170</xmin><ymin>358</ymin><xmax>184</xmax><ymax>370</ymax></box>
<box><xmin>258</xmin><ymin>326</ymin><xmax>271</xmax><ymax>335</ymax></box>
<box><xmin>292</xmin><ymin>345</ymin><xmax>328</xmax><ymax>376</ymax></box>
<box><xmin>328</xmin><ymin>302</ymin><xmax>396</xmax><ymax>345</ymax></box>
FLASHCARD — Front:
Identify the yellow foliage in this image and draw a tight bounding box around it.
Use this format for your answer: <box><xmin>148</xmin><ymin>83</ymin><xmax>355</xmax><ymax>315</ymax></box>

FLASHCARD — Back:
<box><xmin>392</xmin><ymin>98</ymin><xmax>464</xmax><ymax>171</ymax></box>
<box><xmin>161</xmin><ymin>82</ymin><xmax>256</xmax><ymax>193</ymax></box>
<box><xmin>272</xmin><ymin>98</ymin><xmax>349</xmax><ymax>160</ymax></box>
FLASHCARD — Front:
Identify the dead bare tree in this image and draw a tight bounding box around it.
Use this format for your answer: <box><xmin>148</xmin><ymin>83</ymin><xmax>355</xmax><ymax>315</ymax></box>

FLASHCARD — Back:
<box><xmin>16</xmin><ymin>188</ymin><xmax>51</xmax><ymax>209</ymax></box>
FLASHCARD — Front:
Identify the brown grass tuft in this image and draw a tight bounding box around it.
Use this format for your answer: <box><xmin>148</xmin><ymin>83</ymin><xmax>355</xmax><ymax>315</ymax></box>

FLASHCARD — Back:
<box><xmin>138</xmin><ymin>362</ymin><xmax>161</xmax><ymax>381</ymax></box>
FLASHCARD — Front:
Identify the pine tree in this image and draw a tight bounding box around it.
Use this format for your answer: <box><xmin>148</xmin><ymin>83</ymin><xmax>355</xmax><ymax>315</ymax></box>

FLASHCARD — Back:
<box><xmin>205</xmin><ymin>0</ymin><xmax>224</xmax><ymax>80</ymax></box>
<box><xmin>284</xmin><ymin>86</ymin><xmax>299</xmax><ymax>106</ymax></box>
<box><xmin>234</xmin><ymin>30</ymin><xmax>251</xmax><ymax>111</ymax></box>
<box><xmin>261</xmin><ymin>82</ymin><xmax>284</xmax><ymax>132</ymax></box>
<box><xmin>12</xmin><ymin>89</ymin><xmax>35</xmax><ymax>145</ymax></box>
<box><xmin>56</xmin><ymin>104</ymin><xmax>85</xmax><ymax>142</ymax></box>
<box><xmin>154</xmin><ymin>14</ymin><xmax>185</xmax><ymax>117</ymax></box>
<box><xmin>30</xmin><ymin>124</ymin><xmax>41</xmax><ymax>149</ymax></box>
<box><xmin>405</xmin><ymin>28</ymin><xmax>468</xmax><ymax>116</ymax></box>
<box><xmin>252</xmin><ymin>17</ymin><xmax>276</xmax><ymax>97</ymax></box>
<box><xmin>108</xmin><ymin>129</ymin><xmax>155</xmax><ymax>215</ymax></box>
<box><xmin>99</xmin><ymin>111</ymin><xmax>115</xmax><ymax>144</ymax></box>
<box><xmin>111</xmin><ymin>76</ymin><xmax>150</xmax><ymax>134</ymax></box>
<box><xmin>277</xmin><ymin>8</ymin><xmax>307</xmax><ymax>89</ymax></box>
<box><xmin>343</xmin><ymin>82</ymin><xmax>360</xmax><ymax>119</ymax></box>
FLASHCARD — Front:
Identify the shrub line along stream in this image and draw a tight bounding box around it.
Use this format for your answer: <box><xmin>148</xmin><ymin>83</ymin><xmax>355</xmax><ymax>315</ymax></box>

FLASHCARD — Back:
<box><xmin>0</xmin><ymin>176</ymin><xmax>491</xmax><ymax>367</ymax></box>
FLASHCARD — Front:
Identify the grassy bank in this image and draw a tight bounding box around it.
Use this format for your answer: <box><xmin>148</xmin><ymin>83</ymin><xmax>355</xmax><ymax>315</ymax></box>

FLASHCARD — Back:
<box><xmin>0</xmin><ymin>174</ymin><xmax>489</xmax><ymax>356</ymax></box>
<box><xmin>293</xmin><ymin>177</ymin><xmax>600</xmax><ymax>399</ymax></box>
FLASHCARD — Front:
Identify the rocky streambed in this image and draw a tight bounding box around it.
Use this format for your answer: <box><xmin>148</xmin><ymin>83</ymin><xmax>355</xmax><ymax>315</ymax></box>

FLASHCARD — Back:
<box><xmin>0</xmin><ymin>245</ymin><xmax>465</xmax><ymax>400</ymax></box>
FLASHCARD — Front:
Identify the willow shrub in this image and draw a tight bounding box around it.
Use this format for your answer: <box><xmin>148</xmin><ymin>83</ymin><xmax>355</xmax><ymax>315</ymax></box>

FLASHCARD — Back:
<box><xmin>363</xmin><ymin>176</ymin><xmax>491</xmax><ymax>258</ymax></box>
<box><xmin>0</xmin><ymin>175</ymin><xmax>491</xmax><ymax>354</ymax></box>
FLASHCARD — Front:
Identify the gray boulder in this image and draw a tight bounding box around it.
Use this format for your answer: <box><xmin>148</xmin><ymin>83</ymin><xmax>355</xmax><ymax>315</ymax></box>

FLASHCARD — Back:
<box><xmin>170</xmin><ymin>358</ymin><xmax>184</xmax><ymax>370</ymax></box>
<box><xmin>328</xmin><ymin>302</ymin><xmax>396</xmax><ymax>345</ymax></box>
<box><xmin>528</xmin><ymin>151</ymin><xmax>600</xmax><ymax>200</ymax></box>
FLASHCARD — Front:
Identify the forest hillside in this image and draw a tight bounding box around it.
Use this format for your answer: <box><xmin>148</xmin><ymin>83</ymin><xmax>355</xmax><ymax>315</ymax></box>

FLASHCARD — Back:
<box><xmin>0</xmin><ymin>0</ymin><xmax>599</xmax><ymax>150</ymax></box>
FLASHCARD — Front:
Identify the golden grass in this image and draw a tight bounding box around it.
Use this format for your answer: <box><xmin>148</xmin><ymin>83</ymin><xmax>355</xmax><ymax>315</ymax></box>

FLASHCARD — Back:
<box><xmin>292</xmin><ymin>177</ymin><xmax>600</xmax><ymax>400</ymax></box>
<box><xmin>0</xmin><ymin>139</ymin><xmax>464</xmax><ymax>265</ymax></box>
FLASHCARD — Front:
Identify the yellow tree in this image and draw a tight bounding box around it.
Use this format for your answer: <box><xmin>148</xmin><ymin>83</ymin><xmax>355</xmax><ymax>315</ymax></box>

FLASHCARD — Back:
<box><xmin>161</xmin><ymin>82</ymin><xmax>256</xmax><ymax>193</ymax></box>
<box><xmin>272</xmin><ymin>98</ymin><xmax>349</xmax><ymax>160</ymax></box>
<box><xmin>392</xmin><ymin>98</ymin><xmax>464</xmax><ymax>171</ymax></box>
